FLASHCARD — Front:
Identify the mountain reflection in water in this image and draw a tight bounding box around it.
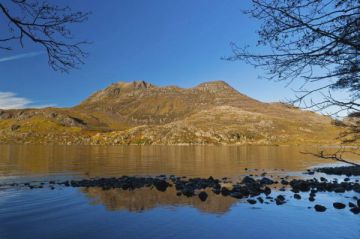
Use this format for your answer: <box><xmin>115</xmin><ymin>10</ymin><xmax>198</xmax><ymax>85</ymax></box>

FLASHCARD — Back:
<box><xmin>82</xmin><ymin>187</ymin><xmax>237</xmax><ymax>214</ymax></box>
<box><xmin>0</xmin><ymin>145</ymin><xmax>360</xmax><ymax>239</ymax></box>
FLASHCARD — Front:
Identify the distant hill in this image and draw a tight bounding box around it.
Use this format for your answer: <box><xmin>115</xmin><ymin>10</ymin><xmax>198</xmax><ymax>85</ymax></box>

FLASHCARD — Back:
<box><xmin>0</xmin><ymin>80</ymin><xmax>343</xmax><ymax>145</ymax></box>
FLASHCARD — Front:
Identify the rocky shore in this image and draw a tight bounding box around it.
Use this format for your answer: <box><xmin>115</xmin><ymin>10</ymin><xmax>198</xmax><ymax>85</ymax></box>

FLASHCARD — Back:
<box><xmin>315</xmin><ymin>166</ymin><xmax>360</xmax><ymax>176</ymax></box>
<box><xmin>3</xmin><ymin>172</ymin><xmax>359</xmax><ymax>215</ymax></box>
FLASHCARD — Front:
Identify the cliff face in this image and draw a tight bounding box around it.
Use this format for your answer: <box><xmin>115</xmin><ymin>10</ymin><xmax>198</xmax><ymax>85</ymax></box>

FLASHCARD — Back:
<box><xmin>0</xmin><ymin>80</ymin><xmax>343</xmax><ymax>145</ymax></box>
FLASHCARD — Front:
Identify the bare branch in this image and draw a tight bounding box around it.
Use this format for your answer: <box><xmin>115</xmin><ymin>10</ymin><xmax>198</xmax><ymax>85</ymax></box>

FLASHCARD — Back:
<box><xmin>228</xmin><ymin>0</ymin><xmax>360</xmax><ymax>115</ymax></box>
<box><xmin>301</xmin><ymin>147</ymin><xmax>360</xmax><ymax>166</ymax></box>
<box><xmin>0</xmin><ymin>0</ymin><xmax>90</xmax><ymax>72</ymax></box>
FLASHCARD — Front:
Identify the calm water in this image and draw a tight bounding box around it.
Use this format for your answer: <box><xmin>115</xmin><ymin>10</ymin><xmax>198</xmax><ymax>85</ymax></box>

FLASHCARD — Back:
<box><xmin>0</xmin><ymin>145</ymin><xmax>359</xmax><ymax>239</ymax></box>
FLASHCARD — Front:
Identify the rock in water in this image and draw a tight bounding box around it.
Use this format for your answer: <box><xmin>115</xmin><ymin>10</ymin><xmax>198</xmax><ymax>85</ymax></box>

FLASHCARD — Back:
<box><xmin>294</xmin><ymin>193</ymin><xmax>301</xmax><ymax>200</ymax></box>
<box><xmin>316</xmin><ymin>166</ymin><xmax>360</xmax><ymax>176</ymax></box>
<box><xmin>247</xmin><ymin>199</ymin><xmax>257</xmax><ymax>205</ymax></box>
<box><xmin>350</xmin><ymin>207</ymin><xmax>360</xmax><ymax>214</ymax></box>
<box><xmin>281</xmin><ymin>179</ymin><xmax>289</xmax><ymax>185</ymax></box>
<box><xmin>257</xmin><ymin>197</ymin><xmax>264</xmax><ymax>203</ymax></box>
<box><xmin>198</xmin><ymin>192</ymin><xmax>208</xmax><ymax>202</ymax></box>
<box><xmin>275</xmin><ymin>195</ymin><xmax>286</xmax><ymax>205</ymax></box>
<box><xmin>349</xmin><ymin>202</ymin><xmax>356</xmax><ymax>208</ymax></box>
<box><xmin>182</xmin><ymin>188</ymin><xmax>195</xmax><ymax>197</ymax></box>
<box><xmin>230</xmin><ymin>192</ymin><xmax>243</xmax><ymax>199</ymax></box>
<box><xmin>242</xmin><ymin>176</ymin><xmax>256</xmax><ymax>185</ymax></box>
<box><xmin>314</xmin><ymin>205</ymin><xmax>327</xmax><ymax>212</ymax></box>
<box><xmin>333</xmin><ymin>202</ymin><xmax>346</xmax><ymax>209</ymax></box>
<box><xmin>221</xmin><ymin>187</ymin><xmax>230</xmax><ymax>196</ymax></box>
<box><xmin>260</xmin><ymin>177</ymin><xmax>274</xmax><ymax>185</ymax></box>
<box><xmin>153</xmin><ymin>179</ymin><xmax>168</xmax><ymax>192</ymax></box>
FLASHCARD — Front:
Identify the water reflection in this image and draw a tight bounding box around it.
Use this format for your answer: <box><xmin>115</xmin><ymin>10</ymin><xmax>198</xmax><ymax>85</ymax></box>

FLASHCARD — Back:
<box><xmin>82</xmin><ymin>187</ymin><xmax>237</xmax><ymax>214</ymax></box>
<box><xmin>0</xmin><ymin>145</ymin><xmax>360</xmax><ymax>239</ymax></box>
<box><xmin>1</xmin><ymin>144</ymin><xmax>358</xmax><ymax>179</ymax></box>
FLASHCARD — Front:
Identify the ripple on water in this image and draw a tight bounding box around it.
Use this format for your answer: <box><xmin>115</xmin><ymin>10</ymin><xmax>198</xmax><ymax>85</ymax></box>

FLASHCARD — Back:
<box><xmin>0</xmin><ymin>185</ymin><xmax>359</xmax><ymax>239</ymax></box>
<box><xmin>0</xmin><ymin>145</ymin><xmax>359</xmax><ymax>239</ymax></box>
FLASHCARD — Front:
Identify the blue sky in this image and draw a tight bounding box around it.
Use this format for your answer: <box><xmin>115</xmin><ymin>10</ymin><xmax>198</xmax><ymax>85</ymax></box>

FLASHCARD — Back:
<box><xmin>0</xmin><ymin>0</ymin><xmax>299</xmax><ymax>109</ymax></box>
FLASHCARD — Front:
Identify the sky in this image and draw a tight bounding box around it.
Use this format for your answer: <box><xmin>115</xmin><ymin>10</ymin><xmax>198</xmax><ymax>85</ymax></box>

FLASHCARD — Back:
<box><xmin>0</xmin><ymin>0</ymin><xmax>308</xmax><ymax>109</ymax></box>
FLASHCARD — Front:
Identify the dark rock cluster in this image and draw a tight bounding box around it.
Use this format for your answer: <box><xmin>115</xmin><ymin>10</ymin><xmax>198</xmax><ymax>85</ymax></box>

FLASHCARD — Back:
<box><xmin>289</xmin><ymin>178</ymin><xmax>360</xmax><ymax>194</ymax></box>
<box><xmin>2</xmin><ymin>173</ymin><xmax>359</xmax><ymax>215</ymax></box>
<box><xmin>315</xmin><ymin>166</ymin><xmax>360</xmax><ymax>176</ymax></box>
<box><xmin>67</xmin><ymin>176</ymin><xmax>171</xmax><ymax>192</ymax></box>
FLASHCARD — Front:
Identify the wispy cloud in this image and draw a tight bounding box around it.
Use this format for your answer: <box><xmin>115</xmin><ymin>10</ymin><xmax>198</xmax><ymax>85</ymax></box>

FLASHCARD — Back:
<box><xmin>0</xmin><ymin>51</ymin><xmax>44</xmax><ymax>63</ymax></box>
<box><xmin>0</xmin><ymin>92</ymin><xmax>54</xmax><ymax>110</ymax></box>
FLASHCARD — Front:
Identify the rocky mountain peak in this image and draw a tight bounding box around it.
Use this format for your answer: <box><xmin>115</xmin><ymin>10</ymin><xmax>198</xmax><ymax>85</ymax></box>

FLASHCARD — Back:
<box><xmin>194</xmin><ymin>80</ymin><xmax>237</xmax><ymax>93</ymax></box>
<box><xmin>81</xmin><ymin>81</ymin><xmax>155</xmax><ymax>104</ymax></box>
<box><xmin>113</xmin><ymin>80</ymin><xmax>155</xmax><ymax>90</ymax></box>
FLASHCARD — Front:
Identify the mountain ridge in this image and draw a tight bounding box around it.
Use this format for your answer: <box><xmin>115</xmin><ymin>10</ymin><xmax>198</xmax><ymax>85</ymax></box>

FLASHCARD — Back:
<box><xmin>0</xmin><ymin>80</ymin><xmax>344</xmax><ymax>145</ymax></box>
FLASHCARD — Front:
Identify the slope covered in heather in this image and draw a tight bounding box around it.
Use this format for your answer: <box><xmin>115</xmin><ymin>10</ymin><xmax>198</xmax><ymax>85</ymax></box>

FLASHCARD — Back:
<box><xmin>0</xmin><ymin>80</ymin><xmax>343</xmax><ymax>145</ymax></box>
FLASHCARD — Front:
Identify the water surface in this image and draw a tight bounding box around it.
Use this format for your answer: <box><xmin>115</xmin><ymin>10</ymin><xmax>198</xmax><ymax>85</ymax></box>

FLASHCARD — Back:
<box><xmin>0</xmin><ymin>145</ymin><xmax>359</xmax><ymax>239</ymax></box>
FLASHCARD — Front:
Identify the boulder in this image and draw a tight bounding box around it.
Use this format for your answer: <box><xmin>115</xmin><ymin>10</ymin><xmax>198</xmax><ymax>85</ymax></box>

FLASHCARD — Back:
<box><xmin>333</xmin><ymin>202</ymin><xmax>346</xmax><ymax>209</ymax></box>
<box><xmin>314</xmin><ymin>205</ymin><xmax>327</xmax><ymax>212</ymax></box>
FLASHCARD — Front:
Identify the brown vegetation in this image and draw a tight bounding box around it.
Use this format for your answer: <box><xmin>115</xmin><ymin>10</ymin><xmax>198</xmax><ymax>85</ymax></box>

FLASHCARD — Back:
<box><xmin>0</xmin><ymin>80</ymin><xmax>344</xmax><ymax>145</ymax></box>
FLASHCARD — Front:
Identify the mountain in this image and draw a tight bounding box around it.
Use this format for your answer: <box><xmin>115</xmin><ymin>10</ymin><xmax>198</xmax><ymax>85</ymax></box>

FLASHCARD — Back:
<box><xmin>0</xmin><ymin>80</ymin><xmax>343</xmax><ymax>145</ymax></box>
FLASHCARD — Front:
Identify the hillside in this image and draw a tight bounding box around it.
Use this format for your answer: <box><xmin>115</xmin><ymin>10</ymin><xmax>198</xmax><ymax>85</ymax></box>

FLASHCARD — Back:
<box><xmin>0</xmin><ymin>80</ymin><xmax>344</xmax><ymax>145</ymax></box>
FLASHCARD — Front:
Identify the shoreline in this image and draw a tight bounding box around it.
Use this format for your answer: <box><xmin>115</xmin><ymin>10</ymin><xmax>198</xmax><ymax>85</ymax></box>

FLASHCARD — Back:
<box><xmin>1</xmin><ymin>166</ymin><xmax>359</xmax><ymax>215</ymax></box>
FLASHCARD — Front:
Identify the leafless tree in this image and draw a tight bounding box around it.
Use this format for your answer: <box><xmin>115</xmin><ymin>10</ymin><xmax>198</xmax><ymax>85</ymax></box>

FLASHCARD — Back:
<box><xmin>0</xmin><ymin>0</ymin><xmax>90</xmax><ymax>72</ymax></box>
<box><xmin>228</xmin><ymin>0</ymin><xmax>360</xmax><ymax>117</ymax></box>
